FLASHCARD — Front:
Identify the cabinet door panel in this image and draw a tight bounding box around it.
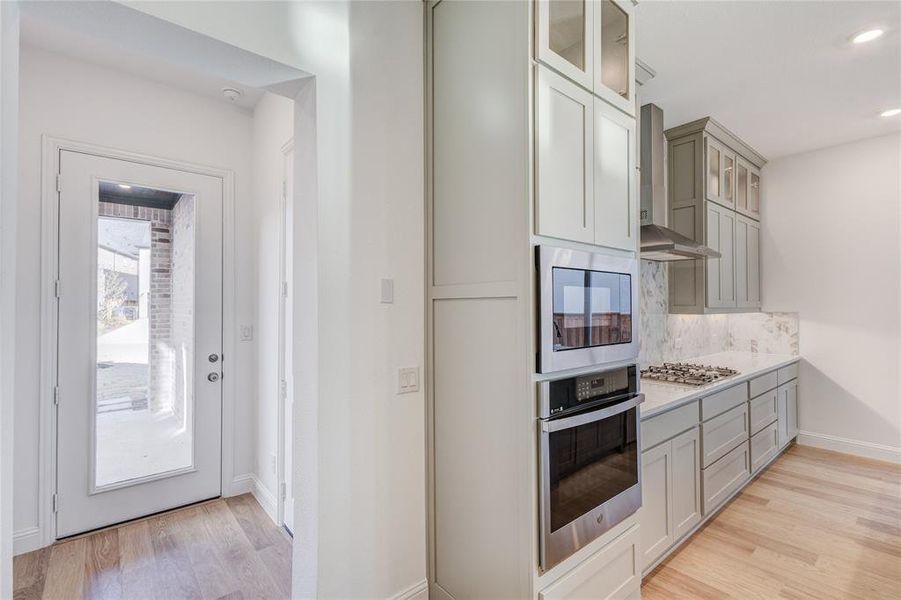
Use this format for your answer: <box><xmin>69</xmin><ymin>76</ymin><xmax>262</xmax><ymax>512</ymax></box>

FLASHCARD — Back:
<box><xmin>640</xmin><ymin>443</ymin><xmax>672</xmax><ymax>570</ymax></box>
<box><xmin>786</xmin><ymin>380</ymin><xmax>799</xmax><ymax>441</ymax></box>
<box><xmin>594</xmin><ymin>0</ymin><xmax>635</xmax><ymax>115</ymax></box>
<box><xmin>536</xmin><ymin>0</ymin><xmax>594</xmax><ymax>89</ymax></box>
<box><xmin>594</xmin><ymin>99</ymin><xmax>636</xmax><ymax>251</ymax></box>
<box><xmin>749</xmin><ymin>168</ymin><xmax>761</xmax><ymax>218</ymax></box>
<box><xmin>536</xmin><ymin>66</ymin><xmax>594</xmax><ymax>243</ymax></box>
<box><xmin>671</xmin><ymin>427</ymin><xmax>702</xmax><ymax>541</ymax></box>
<box><xmin>735</xmin><ymin>157</ymin><xmax>750</xmax><ymax>216</ymax></box>
<box><xmin>776</xmin><ymin>384</ymin><xmax>789</xmax><ymax>449</ymax></box>
<box><xmin>702</xmin><ymin>442</ymin><xmax>750</xmax><ymax>515</ymax></box>
<box><xmin>706</xmin><ymin>203</ymin><xmax>736</xmax><ymax>308</ymax></box>
<box><xmin>736</xmin><ymin>214</ymin><xmax>761</xmax><ymax>308</ymax></box>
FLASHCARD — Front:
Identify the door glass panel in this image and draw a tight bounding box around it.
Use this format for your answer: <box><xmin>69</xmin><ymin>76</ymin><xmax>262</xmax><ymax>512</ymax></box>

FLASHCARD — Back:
<box><xmin>549</xmin><ymin>0</ymin><xmax>586</xmax><ymax>71</ymax></box>
<box><xmin>723</xmin><ymin>155</ymin><xmax>734</xmax><ymax>202</ymax></box>
<box><xmin>95</xmin><ymin>182</ymin><xmax>195</xmax><ymax>488</ymax></box>
<box><xmin>708</xmin><ymin>144</ymin><xmax>720</xmax><ymax>197</ymax></box>
<box><xmin>736</xmin><ymin>162</ymin><xmax>748</xmax><ymax>211</ymax></box>
<box><xmin>588</xmin><ymin>270</ymin><xmax>632</xmax><ymax>345</ymax></box>
<box><xmin>600</xmin><ymin>0</ymin><xmax>629</xmax><ymax>99</ymax></box>
<box><xmin>750</xmin><ymin>172</ymin><xmax>760</xmax><ymax>213</ymax></box>
<box><xmin>552</xmin><ymin>267</ymin><xmax>588</xmax><ymax>350</ymax></box>
<box><xmin>548</xmin><ymin>407</ymin><xmax>638</xmax><ymax>532</ymax></box>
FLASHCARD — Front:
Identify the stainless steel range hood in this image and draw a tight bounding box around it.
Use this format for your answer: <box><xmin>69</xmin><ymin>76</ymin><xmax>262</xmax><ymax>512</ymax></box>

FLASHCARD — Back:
<box><xmin>639</xmin><ymin>103</ymin><xmax>720</xmax><ymax>261</ymax></box>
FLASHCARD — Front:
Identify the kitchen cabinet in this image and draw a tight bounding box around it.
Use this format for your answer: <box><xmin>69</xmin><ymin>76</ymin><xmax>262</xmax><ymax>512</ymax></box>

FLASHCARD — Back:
<box><xmin>535</xmin><ymin>0</ymin><xmax>636</xmax><ymax>117</ymax></box>
<box><xmin>777</xmin><ymin>378</ymin><xmax>799</xmax><ymax>449</ymax></box>
<box><xmin>666</xmin><ymin>117</ymin><xmax>767</xmax><ymax>314</ymax></box>
<box><xmin>535</xmin><ymin>65</ymin><xmax>637</xmax><ymax>251</ymax></box>
<box><xmin>702</xmin><ymin>441</ymin><xmax>750</xmax><ymax>515</ymax></box>
<box><xmin>640</xmin><ymin>427</ymin><xmax>701</xmax><ymax>571</ymax></box>
<box><xmin>701</xmin><ymin>402</ymin><xmax>748</xmax><ymax>468</ymax></box>
<box><xmin>705</xmin><ymin>202</ymin><xmax>736</xmax><ymax>308</ymax></box>
<box><xmin>594</xmin><ymin>97</ymin><xmax>638</xmax><ymax>251</ymax></box>
<box><xmin>536</xmin><ymin>66</ymin><xmax>594</xmax><ymax>243</ymax></box>
<box><xmin>735</xmin><ymin>213</ymin><xmax>761</xmax><ymax>309</ymax></box>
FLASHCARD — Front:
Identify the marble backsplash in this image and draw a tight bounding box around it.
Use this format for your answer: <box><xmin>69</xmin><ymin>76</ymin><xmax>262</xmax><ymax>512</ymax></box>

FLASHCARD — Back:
<box><xmin>639</xmin><ymin>260</ymin><xmax>799</xmax><ymax>367</ymax></box>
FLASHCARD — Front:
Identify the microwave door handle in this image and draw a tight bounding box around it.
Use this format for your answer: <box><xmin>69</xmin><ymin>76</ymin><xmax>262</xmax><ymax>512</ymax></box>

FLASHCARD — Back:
<box><xmin>541</xmin><ymin>394</ymin><xmax>645</xmax><ymax>433</ymax></box>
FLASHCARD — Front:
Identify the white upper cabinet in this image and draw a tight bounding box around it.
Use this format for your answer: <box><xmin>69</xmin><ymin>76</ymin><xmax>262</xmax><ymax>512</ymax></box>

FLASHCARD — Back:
<box><xmin>536</xmin><ymin>66</ymin><xmax>595</xmax><ymax>243</ymax></box>
<box><xmin>594</xmin><ymin>0</ymin><xmax>635</xmax><ymax>116</ymax></box>
<box><xmin>536</xmin><ymin>0</ymin><xmax>594</xmax><ymax>90</ymax></box>
<box><xmin>594</xmin><ymin>98</ymin><xmax>637</xmax><ymax>251</ymax></box>
<box><xmin>536</xmin><ymin>0</ymin><xmax>636</xmax><ymax>117</ymax></box>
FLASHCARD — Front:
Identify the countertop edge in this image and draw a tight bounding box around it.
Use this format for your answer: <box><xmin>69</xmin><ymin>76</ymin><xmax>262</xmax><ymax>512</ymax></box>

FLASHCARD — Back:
<box><xmin>639</xmin><ymin>355</ymin><xmax>801</xmax><ymax>420</ymax></box>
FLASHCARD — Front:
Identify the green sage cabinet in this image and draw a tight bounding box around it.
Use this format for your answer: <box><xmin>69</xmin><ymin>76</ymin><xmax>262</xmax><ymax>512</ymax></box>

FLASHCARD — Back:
<box><xmin>666</xmin><ymin>118</ymin><xmax>766</xmax><ymax>314</ymax></box>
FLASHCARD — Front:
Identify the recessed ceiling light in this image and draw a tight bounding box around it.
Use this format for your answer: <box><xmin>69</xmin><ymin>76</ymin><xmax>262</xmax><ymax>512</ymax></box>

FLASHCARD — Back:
<box><xmin>881</xmin><ymin>108</ymin><xmax>901</xmax><ymax>118</ymax></box>
<box><xmin>118</xmin><ymin>184</ymin><xmax>132</xmax><ymax>189</ymax></box>
<box><xmin>852</xmin><ymin>29</ymin><xmax>884</xmax><ymax>44</ymax></box>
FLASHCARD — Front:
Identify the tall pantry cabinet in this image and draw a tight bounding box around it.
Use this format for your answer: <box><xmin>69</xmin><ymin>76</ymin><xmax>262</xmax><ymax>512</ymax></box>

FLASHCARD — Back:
<box><xmin>426</xmin><ymin>1</ymin><xmax>641</xmax><ymax>599</ymax></box>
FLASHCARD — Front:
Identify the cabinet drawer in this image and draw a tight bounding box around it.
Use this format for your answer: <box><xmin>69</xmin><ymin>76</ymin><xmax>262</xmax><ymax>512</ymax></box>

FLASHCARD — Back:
<box><xmin>777</xmin><ymin>362</ymin><xmax>799</xmax><ymax>385</ymax></box>
<box><xmin>702</xmin><ymin>442</ymin><xmax>750</xmax><ymax>515</ymax></box>
<box><xmin>749</xmin><ymin>389</ymin><xmax>778</xmax><ymax>435</ymax></box>
<box><xmin>641</xmin><ymin>400</ymin><xmax>699</xmax><ymax>451</ymax></box>
<box><xmin>748</xmin><ymin>370</ymin><xmax>778</xmax><ymax>398</ymax></box>
<box><xmin>750</xmin><ymin>421</ymin><xmax>779</xmax><ymax>474</ymax></box>
<box><xmin>701</xmin><ymin>403</ymin><xmax>749</xmax><ymax>468</ymax></box>
<box><xmin>701</xmin><ymin>383</ymin><xmax>747</xmax><ymax>420</ymax></box>
<box><xmin>539</xmin><ymin>524</ymin><xmax>640</xmax><ymax>600</ymax></box>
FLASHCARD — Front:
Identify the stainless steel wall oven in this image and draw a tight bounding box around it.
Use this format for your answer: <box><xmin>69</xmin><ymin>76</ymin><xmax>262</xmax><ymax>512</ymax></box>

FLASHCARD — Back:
<box><xmin>538</xmin><ymin>365</ymin><xmax>643</xmax><ymax>571</ymax></box>
<box><xmin>537</xmin><ymin>245</ymin><xmax>639</xmax><ymax>374</ymax></box>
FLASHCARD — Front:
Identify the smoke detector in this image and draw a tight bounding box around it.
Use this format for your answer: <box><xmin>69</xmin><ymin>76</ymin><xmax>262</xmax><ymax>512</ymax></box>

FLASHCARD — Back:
<box><xmin>221</xmin><ymin>87</ymin><xmax>243</xmax><ymax>102</ymax></box>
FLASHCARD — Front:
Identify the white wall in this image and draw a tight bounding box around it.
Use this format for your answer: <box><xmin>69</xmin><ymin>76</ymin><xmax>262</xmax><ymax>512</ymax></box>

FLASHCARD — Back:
<box><xmin>251</xmin><ymin>91</ymin><xmax>294</xmax><ymax>518</ymax></box>
<box><xmin>125</xmin><ymin>2</ymin><xmax>428</xmax><ymax>597</ymax></box>
<box><xmin>762</xmin><ymin>133</ymin><xmax>901</xmax><ymax>461</ymax></box>
<box><xmin>15</xmin><ymin>45</ymin><xmax>258</xmax><ymax>547</ymax></box>
<box><xmin>0</xmin><ymin>2</ymin><xmax>20</xmax><ymax>595</ymax></box>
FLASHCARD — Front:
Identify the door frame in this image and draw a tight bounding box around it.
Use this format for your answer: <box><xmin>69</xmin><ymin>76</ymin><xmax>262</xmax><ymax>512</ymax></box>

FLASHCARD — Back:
<box><xmin>276</xmin><ymin>138</ymin><xmax>294</xmax><ymax>530</ymax></box>
<box><xmin>39</xmin><ymin>135</ymin><xmax>236</xmax><ymax>547</ymax></box>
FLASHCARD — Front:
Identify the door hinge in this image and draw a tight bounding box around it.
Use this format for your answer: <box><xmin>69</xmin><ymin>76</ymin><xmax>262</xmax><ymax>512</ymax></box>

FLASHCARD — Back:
<box><xmin>53</xmin><ymin>386</ymin><xmax>60</xmax><ymax>406</ymax></box>
<box><xmin>282</xmin><ymin>180</ymin><xmax>287</xmax><ymax>199</ymax></box>
<box><xmin>280</xmin><ymin>379</ymin><xmax>287</xmax><ymax>400</ymax></box>
<box><xmin>56</xmin><ymin>174</ymin><xmax>62</xmax><ymax>193</ymax></box>
<box><xmin>52</xmin><ymin>493</ymin><xmax>59</xmax><ymax>513</ymax></box>
<box><xmin>54</xmin><ymin>280</ymin><xmax>61</xmax><ymax>299</ymax></box>
<box><xmin>281</xmin><ymin>281</ymin><xmax>288</xmax><ymax>298</ymax></box>
<box><xmin>280</xmin><ymin>482</ymin><xmax>287</xmax><ymax>501</ymax></box>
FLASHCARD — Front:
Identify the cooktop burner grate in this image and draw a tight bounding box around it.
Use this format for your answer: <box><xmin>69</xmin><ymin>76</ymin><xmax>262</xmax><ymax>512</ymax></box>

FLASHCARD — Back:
<box><xmin>640</xmin><ymin>362</ymin><xmax>740</xmax><ymax>386</ymax></box>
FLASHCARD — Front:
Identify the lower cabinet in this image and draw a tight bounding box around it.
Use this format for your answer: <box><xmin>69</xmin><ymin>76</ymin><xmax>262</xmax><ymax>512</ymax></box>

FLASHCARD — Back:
<box><xmin>539</xmin><ymin>525</ymin><xmax>641</xmax><ymax>600</ymax></box>
<box><xmin>640</xmin><ymin>427</ymin><xmax>701</xmax><ymax>570</ymax></box>
<box><xmin>750</xmin><ymin>420</ymin><xmax>778</xmax><ymax>474</ymax></box>
<box><xmin>777</xmin><ymin>378</ymin><xmax>799</xmax><ymax>448</ymax></box>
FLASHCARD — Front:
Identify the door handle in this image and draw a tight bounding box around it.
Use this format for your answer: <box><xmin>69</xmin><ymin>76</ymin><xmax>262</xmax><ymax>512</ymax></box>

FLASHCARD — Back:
<box><xmin>207</xmin><ymin>373</ymin><xmax>220</xmax><ymax>383</ymax></box>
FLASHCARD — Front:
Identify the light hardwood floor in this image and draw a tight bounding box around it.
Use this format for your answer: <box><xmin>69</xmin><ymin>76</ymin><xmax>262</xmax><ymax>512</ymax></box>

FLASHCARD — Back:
<box><xmin>13</xmin><ymin>494</ymin><xmax>292</xmax><ymax>600</ymax></box>
<box><xmin>642</xmin><ymin>444</ymin><xmax>901</xmax><ymax>599</ymax></box>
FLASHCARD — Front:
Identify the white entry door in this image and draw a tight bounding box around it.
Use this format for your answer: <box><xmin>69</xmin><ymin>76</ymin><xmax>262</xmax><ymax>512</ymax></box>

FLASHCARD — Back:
<box><xmin>56</xmin><ymin>151</ymin><xmax>223</xmax><ymax>537</ymax></box>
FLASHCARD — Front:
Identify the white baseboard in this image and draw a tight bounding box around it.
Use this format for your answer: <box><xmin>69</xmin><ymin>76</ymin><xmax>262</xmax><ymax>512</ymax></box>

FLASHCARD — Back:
<box><xmin>797</xmin><ymin>430</ymin><xmax>901</xmax><ymax>464</ymax></box>
<box><xmin>390</xmin><ymin>579</ymin><xmax>429</xmax><ymax>600</ymax></box>
<box><xmin>230</xmin><ymin>473</ymin><xmax>278</xmax><ymax>525</ymax></box>
<box><xmin>13</xmin><ymin>527</ymin><xmax>43</xmax><ymax>556</ymax></box>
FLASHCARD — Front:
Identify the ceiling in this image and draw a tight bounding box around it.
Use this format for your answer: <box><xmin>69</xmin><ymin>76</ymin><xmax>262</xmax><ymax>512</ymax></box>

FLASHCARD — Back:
<box><xmin>19</xmin><ymin>2</ymin><xmax>273</xmax><ymax>111</ymax></box>
<box><xmin>635</xmin><ymin>1</ymin><xmax>901</xmax><ymax>159</ymax></box>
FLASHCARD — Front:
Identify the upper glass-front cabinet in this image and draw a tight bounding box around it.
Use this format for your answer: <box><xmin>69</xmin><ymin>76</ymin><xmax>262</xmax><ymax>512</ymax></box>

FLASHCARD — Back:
<box><xmin>595</xmin><ymin>0</ymin><xmax>634</xmax><ymax>115</ymax></box>
<box><xmin>536</xmin><ymin>0</ymin><xmax>635</xmax><ymax>115</ymax></box>
<box><xmin>705</xmin><ymin>137</ymin><xmax>735</xmax><ymax>209</ymax></box>
<box><xmin>735</xmin><ymin>156</ymin><xmax>761</xmax><ymax>220</ymax></box>
<box><xmin>537</xmin><ymin>0</ymin><xmax>594</xmax><ymax>89</ymax></box>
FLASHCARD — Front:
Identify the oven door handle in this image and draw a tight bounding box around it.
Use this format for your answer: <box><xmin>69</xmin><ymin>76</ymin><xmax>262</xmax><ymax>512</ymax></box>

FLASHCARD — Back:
<box><xmin>541</xmin><ymin>394</ymin><xmax>644</xmax><ymax>433</ymax></box>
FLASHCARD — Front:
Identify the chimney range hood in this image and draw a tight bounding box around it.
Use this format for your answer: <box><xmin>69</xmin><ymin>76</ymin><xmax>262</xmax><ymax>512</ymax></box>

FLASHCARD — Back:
<box><xmin>639</xmin><ymin>103</ymin><xmax>720</xmax><ymax>261</ymax></box>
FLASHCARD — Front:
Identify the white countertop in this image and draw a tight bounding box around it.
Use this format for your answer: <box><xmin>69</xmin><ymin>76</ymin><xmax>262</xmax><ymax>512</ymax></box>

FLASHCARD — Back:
<box><xmin>640</xmin><ymin>351</ymin><xmax>800</xmax><ymax>419</ymax></box>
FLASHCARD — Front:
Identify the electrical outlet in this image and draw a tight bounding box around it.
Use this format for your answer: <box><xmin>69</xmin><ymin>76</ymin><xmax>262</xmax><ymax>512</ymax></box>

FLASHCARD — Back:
<box><xmin>398</xmin><ymin>366</ymin><xmax>420</xmax><ymax>394</ymax></box>
<box><xmin>240</xmin><ymin>324</ymin><xmax>254</xmax><ymax>341</ymax></box>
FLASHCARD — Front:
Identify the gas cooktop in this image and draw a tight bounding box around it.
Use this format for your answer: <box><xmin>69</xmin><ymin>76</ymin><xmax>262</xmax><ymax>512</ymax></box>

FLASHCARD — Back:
<box><xmin>640</xmin><ymin>362</ymin><xmax>740</xmax><ymax>386</ymax></box>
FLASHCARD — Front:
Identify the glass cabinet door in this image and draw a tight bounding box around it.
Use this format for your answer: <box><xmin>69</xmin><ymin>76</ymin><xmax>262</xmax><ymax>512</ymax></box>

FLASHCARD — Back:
<box><xmin>594</xmin><ymin>0</ymin><xmax>634</xmax><ymax>115</ymax></box>
<box><xmin>537</xmin><ymin>0</ymin><xmax>594</xmax><ymax>90</ymax></box>
<box><xmin>722</xmin><ymin>152</ymin><xmax>735</xmax><ymax>207</ymax></box>
<box><xmin>749</xmin><ymin>170</ymin><xmax>761</xmax><ymax>217</ymax></box>
<box><xmin>735</xmin><ymin>159</ymin><xmax>749</xmax><ymax>214</ymax></box>
<box><xmin>707</xmin><ymin>140</ymin><xmax>721</xmax><ymax>200</ymax></box>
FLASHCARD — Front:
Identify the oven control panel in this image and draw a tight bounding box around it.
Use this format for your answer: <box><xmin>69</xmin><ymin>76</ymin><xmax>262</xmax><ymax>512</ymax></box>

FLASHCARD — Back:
<box><xmin>543</xmin><ymin>365</ymin><xmax>637</xmax><ymax>418</ymax></box>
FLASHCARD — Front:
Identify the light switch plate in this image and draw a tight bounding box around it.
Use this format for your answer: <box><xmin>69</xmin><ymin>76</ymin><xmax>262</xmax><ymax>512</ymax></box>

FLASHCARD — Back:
<box><xmin>380</xmin><ymin>278</ymin><xmax>394</xmax><ymax>304</ymax></box>
<box><xmin>240</xmin><ymin>325</ymin><xmax>254</xmax><ymax>341</ymax></box>
<box><xmin>398</xmin><ymin>366</ymin><xmax>420</xmax><ymax>394</ymax></box>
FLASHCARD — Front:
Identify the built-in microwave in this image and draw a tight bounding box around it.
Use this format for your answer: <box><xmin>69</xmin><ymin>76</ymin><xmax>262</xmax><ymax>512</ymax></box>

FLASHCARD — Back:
<box><xmin>537</xmin><ymin>245</ymin><xmax>639</xmax><ymax>373</ymax></box>
<box><xmin>538</xmin><ymin>365</ymin><xmax>643</xmax><ymax>571</ymax></box>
